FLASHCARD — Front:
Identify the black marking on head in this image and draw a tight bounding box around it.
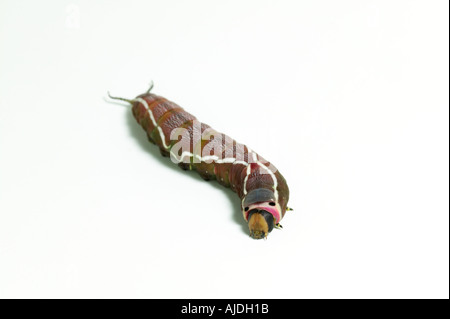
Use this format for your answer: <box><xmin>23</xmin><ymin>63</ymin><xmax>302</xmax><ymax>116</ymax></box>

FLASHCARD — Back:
<box><xmin>269</xmin><ymin>202</ymin><xmax>276</xmax><ymax>206</ymax></box>
<box><xmin>259</xmin><ymin>210</ymin><xmax>275</xmax><ymax>233</ymax></box>
<box><xmin>247</xmin><ymin>209</ymin><xmax>259</xmax><ymax>219</ymax></box>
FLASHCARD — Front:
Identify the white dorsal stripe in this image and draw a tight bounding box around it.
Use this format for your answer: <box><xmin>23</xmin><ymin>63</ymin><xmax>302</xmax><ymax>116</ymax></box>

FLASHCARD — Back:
<box><xmin>136</xmin><ymin>98</ymin><xmax>250</xmax><ymax>166</ymax></box>
<box><xmin>136</xmin><ymin>98</ymin><xmax>157</xmax><ymax>127</ymax></box>
<box><xmin>256</xmin><ymin>161</ymin><xmax>279</xmax><ymax>201</ymax></box>
<box><xmin>157</xmin><ymin>126</ymin><xmax>170</xmax><ymax>149</ymax></box>
<box><xmin>243</xmin><ymin>164</ymin><xmax>252</xmax><ymax>195</ymax></box>
<box><xmin>242</xmin><ymin>151</ymin><xmax>279</xmax><ymax>200</ymax></box>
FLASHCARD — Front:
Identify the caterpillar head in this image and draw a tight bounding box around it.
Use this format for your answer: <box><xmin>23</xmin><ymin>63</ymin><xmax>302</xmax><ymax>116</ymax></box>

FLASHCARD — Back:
<box><xmin>247</xmin><ymin>209</ymin><xmax>274</xmax><ymax>239</ymax></box>
<box><xmin>243</xmin><ymin>188</ymin><xmax>281</xmax><ymax>239</ymax></box>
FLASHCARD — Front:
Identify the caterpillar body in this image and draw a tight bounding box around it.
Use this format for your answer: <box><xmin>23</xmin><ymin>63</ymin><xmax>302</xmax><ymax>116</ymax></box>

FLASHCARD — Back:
<box><xmin>109</xmin><ymin>84</ymin><xmax>291</xmax><ymax>239</ymax></box>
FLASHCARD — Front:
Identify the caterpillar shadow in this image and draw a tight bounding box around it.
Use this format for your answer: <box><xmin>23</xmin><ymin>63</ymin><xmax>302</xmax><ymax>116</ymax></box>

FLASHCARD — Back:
<box><xmin>125</xmin><ymin>110</ymin><xmax>248</xmax><ymax>235</ymax></box>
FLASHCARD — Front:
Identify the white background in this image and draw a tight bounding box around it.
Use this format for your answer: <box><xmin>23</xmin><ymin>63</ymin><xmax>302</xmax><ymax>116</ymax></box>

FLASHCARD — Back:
<box><xmin>0</xmin><ymin>0</ymin><xmax>448</xmax><ymax>299</ymax></box>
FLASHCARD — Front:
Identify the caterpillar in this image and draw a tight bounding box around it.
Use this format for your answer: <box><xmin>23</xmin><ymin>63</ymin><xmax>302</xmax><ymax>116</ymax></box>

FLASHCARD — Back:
<box><xmin>108</xmin><ymin>83</ymin><xmax>291</xmax><ymax>239</ymax></box>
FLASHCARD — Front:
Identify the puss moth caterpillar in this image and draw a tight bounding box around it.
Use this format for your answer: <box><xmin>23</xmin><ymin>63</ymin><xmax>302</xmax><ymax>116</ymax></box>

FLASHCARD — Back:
<box><xmin>108</xmin><ymin>84</ymin><xmax>291</xmax><ymax>239</ymax></box>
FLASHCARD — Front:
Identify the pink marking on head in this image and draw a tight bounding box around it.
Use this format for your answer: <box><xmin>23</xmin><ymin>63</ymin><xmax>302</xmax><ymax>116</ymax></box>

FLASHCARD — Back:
<box><xmin>245</xmin><ymin>205</ymin><xmax>281</xmax><ymax>224</ymax></box>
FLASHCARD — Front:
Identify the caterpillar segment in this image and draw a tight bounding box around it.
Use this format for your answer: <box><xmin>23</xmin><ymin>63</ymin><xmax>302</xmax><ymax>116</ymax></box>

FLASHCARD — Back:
<box><xmin>108</xmin><ymin>85</ymin><xmax>290</xmax><ymax>239</ymax></box>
